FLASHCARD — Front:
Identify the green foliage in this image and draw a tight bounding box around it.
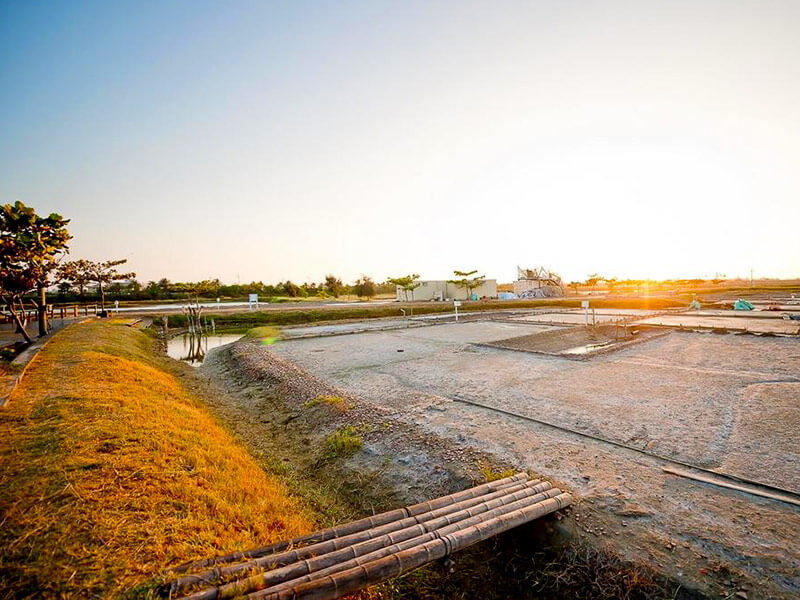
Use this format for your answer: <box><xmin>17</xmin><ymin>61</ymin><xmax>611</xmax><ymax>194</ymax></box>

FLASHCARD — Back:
<box><xmin>388</xmin><ymin>274</ymin><xmax>421</xmax><ymax>301</ymax></box>
<box><xmin>351</xmin><ymin>275</ymin><xmax>376</xmax><ymax>299</ymax></box>
<box><xmin>0</xmin><ymin>201</ymin><xmax>71</xmax><ymax>342</ymax></box>
<box><xmin>324</xmin><ymin>275</ymin><xmax>343</xmax><ymax>298</ymax></box>
<box><xmin>448</xmin><ymin>269</ymin><xmax>486</xmax><ymax>298</ymax></box>
<box><xmin>324</xmin><ymin>425</ymin><xmax>363</xmax><ymax>458</ymax></box>
<box><xmin>480</xmin><ymin>464</ymin><xmax>516</xmax><ymax>482</ymax></box>
<box><xmin>0</xmin><ymin>201</ymin><xmax>71</xmax><ymax>287</ymax></box>
<box><xmin>0</xmin><ymin>347</ymin><xmax>18</xmax><ymax>362</ymax></box>
<box><xmin>282</xmin><ymin>280</ymin><xmax>302</xmax><ymax>297</ymax></box>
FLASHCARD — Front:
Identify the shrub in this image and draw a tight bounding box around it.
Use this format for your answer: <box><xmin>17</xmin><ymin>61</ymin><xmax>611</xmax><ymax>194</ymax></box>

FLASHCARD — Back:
<box><xmin>325</xmin><ymin>425</ymin><xmax>363</xmax><ymax>458</ymax></box>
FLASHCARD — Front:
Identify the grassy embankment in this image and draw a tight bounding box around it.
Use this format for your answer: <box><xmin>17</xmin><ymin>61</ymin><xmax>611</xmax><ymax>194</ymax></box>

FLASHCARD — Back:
<box><xmin>0</xmin><ymin>319</ymin><xmax>685</xmax><ymax>600</ymax></box>
<box><xmin>0</xmin><ymin>321</ymin><xmax>315</xmax><ymax>599</ymax></box>
<box><xmin>159</xmin><ymin>296</ymin><xmax>688</xmax><ymax>330</ymax></box>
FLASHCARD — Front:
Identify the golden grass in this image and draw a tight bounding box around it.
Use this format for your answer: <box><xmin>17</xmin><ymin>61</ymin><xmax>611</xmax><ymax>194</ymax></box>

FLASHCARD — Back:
<box><xmin>0</xmin><ymin>321</ymin><xmax>314</xmax><ymax>599</ymax></box>
<box><xmin>303</xmin><ymin>395</ymin><xmax>352</xmax><ymax>412</ymax></box>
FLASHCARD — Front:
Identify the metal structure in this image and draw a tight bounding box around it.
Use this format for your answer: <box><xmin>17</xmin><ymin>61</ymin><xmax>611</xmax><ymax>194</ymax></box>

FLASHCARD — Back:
<box><xmin>514</xmin><ymin>266</ymin><xmax>563</xmax><ymax>298</ymax></box>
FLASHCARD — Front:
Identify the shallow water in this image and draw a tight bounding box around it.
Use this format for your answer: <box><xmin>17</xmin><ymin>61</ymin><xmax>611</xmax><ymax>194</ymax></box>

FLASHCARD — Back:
<box><xmin>166</xmin><ymin>333</ymin><xmax>242</xmax><ymax>365</ymax></box>
<box><xmin>561</xmin><ymin>340</ymin><xmax>614</xmax><ymax>355</ymax></box>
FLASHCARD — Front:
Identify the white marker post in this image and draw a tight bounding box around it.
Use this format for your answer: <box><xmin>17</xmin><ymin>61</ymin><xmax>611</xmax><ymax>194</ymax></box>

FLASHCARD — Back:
<box><xmin>454</xmin><ymin>300</ymin><xmax>462</xmax><ymax>322</ymax></box>
<box><xmin>582</xmin><ymin>300</ymin><xmax>590</xmax><ymax>325</ymax></box>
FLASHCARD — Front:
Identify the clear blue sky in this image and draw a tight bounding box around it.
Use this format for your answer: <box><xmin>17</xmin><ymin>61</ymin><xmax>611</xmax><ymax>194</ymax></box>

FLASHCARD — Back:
<box><xmin>2</xmin><ymin>0</ymin><xmax>799</xmax><ymax>284</ymax></box>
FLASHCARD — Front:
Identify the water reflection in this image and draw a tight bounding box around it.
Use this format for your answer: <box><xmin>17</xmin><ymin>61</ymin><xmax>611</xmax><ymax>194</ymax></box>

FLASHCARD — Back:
<box><xmin>167</xmin><ymin>333</ymin><xmax>243</xmax><ymax>365</ymax></box>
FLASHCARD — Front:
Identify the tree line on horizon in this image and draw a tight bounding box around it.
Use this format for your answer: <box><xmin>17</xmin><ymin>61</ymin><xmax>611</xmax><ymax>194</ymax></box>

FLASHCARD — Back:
<box><xmin>52</xmin><ymin>275</ymin><xmax>396</xmax><ymax>303</ymax></box>
<box><xmin>53</xmin><ymin>271</ymin><xmax>495</xmax><ymax>304</ymax></box>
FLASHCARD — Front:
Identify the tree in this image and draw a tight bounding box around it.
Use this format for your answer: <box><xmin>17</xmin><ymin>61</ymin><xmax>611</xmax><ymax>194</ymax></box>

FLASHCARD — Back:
<box><xmin>144</xmin><ymin>281</ymin><xmax>161</xmax><ymax>299</ymax></box>
<box><xmin>584</xmin><ymin>273</ymin><xmax>603</xmax><ymax>289</ymax></box>
<box><xmin>108</xmin><ymin>281</ymin><xmax>124</xmax><ymax>298</ymax></box>
<box><xmin>0</xmin><ymin>201</ymin><xmax>71</xmax><ymax>341</ymax></box>
<box><xmin>58</xmin><ymin>259</ymin><xmax>93</xmax><ymax>300</ymax></box>
<box><xmin>127</xmin><ymin>279</ymin><xmax>142</xmax><ymax>296</ymax></box>
<box><xmin>184</xmin><ymin>279</ymin><xmax>220</xmax><ymax>298</ymax></box>
<box><xmin>157</xmin><ymin>278</ymin><xmax>172</xmax><ymax>297</ymax></box>
<box><xmin>60</xmin><ymin>259</ymin><xmax>135</xmax><ymax>312</ymax></box>
<box><xmin>57</xmin><ymin>281</ymin><xmax>72</xmax><ymax>300</ymax></box>
<box><xmin>352</xmin><ymin>276</ymin><xmax>376</xmax><ymax>300</ymax></box>
<box><xmin>388</xmin><ymin>274</ymin><xmax>421</xmax><ymax>301</ymax></box>
<box><xmin>448</xmin><ymin>270</ymin><xmax>485</xmax><ymax>300</ymax></box>
<box><xmin>90</xmin><ymin>260</ymin><xmax>135</xmax><ymax>311</ymax></box>
<box><xmin>282</xmin><ymin>280</ymin><xmax>301</xmax><ymax>297</ymax></box>
<box><xmin>324</xmin><ymin>274</ymin><xmax>343</xmax><ymax>298</ymax></box>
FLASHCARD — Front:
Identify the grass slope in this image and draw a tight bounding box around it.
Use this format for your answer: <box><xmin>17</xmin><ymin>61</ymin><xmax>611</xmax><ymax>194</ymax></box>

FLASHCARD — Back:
<box><xmin>0</xmin><ymin>321</ymin><xmax>314</xmax><ymax>599</ymax></box>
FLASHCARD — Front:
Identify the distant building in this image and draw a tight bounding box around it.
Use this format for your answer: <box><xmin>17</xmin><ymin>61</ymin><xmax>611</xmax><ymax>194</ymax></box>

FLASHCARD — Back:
<box><xmin>396</xmin><ymin>279</ymin><xmax>498</xmax><ymax>302</ymax></box>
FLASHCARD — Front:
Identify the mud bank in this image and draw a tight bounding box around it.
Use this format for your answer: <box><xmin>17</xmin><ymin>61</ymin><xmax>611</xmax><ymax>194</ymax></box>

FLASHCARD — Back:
<box><xmin>206</xmin><ymin>339</ymin><xmax>526</xmax><ymax>509</ymax></box>
<box><xmin>198</xmin><ymin>338</ymin><xmax>708</xmax><ymax>599</ymax></box>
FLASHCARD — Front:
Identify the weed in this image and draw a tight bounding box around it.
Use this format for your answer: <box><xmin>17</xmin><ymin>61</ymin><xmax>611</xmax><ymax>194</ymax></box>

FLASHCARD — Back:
<box><xmin>0</xmin><ymin>358</ymin><xmax>22</xmax><ymax>375</ymax></box>
<box><xmin>325</xmin><ymin>425</ymin><xmax>363</xmax><ymax>458</ymax></box>
<box><xmin>480</xmin><ymin>463</ymin><xmax>516</xmax><ymax>482</ymax></box>
<box><xmin>303</xmin><ymin>395</ymin><xmax>351</xmax><ymax>411</ymax></box>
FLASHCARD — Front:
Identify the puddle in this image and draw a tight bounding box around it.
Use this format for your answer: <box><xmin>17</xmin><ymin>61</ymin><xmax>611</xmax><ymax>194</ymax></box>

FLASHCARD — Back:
<box><xmin>167</xmin><ymin>333</ymin><xmax>242</xmax><ymax>365</ymax></box>
<box><xmin>562</xmin><ymin>341</ymin><xmax>615</xmax><ymax>355</ymax></box>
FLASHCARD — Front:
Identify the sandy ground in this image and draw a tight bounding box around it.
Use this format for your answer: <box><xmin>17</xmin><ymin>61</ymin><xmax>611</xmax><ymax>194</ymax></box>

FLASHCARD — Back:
<box><xmin>636</xmin><ymin>314</ymin><xmax>800</xmax><ymax>335</ymax></box>
<box><xmin>512</xmin><ymin>312</ymin><xmax>634</xmax><ymax>325</ymax></box>
<box><xmin>263</xmin><ymin>319</ymin><xmax>800</xmax><ymax>598</ymax></box>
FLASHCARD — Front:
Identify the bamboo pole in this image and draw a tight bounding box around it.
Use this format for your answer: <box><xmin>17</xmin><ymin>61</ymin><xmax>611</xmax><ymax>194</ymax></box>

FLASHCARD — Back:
<box><xmin>171</xmin><ymin>473</ymin><xmax>528</xmax><ymax>574</ymax></box>
<box><xmin>255</xmin><ymin>493</ymin><xmax>572</xmax><ymax>600</ymax></box>
<box><xmin>662</xmin><ymin>466</ymin><xmax>800</xmax><ymax>507</ymax></box>
<box><xmin>242</xmin><ymin>488</ymin><xmax>564</xmax><ymax>600</ymax></box>
<box><xmin>172</xmin><ymin>477</ymin><xmax>541</xmax><ymax>596</ymax></box>
<box><xmin>176</xmin><ymin>481</ymin><xmax>555</xmax><ymax>600</ymax></box>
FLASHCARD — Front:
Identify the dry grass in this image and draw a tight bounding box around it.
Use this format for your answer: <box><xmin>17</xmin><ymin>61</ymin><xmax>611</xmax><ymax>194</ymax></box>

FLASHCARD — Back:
<box><xmin>0</xmin><ymin>321</ymin><xmax>314</xmax><ymax>599</ymax></box>
<box><xmin>303</xmin><ymin>395</ymin><xmax>352</xmax><ymax>412</ymax></box>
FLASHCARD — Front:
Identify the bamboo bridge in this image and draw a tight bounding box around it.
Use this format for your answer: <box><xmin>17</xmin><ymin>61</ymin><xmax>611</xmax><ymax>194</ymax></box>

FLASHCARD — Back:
<box><xmin>168</xmin><ymin>473</ymin><xmax>571</xmax><ymax>600</ymax></box>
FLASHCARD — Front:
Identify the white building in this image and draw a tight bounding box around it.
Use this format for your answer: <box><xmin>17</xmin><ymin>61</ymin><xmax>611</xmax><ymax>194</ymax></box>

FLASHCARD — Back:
<box><xmin>396</xmin><ymin>279</ymin><xmax>497</xmax><ymax>302</ymax></box>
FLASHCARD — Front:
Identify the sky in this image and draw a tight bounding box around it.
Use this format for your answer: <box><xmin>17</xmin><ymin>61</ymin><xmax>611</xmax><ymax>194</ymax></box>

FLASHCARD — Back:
<box><xmin>1</xmin><ymin>0</ymin><xmax>799</xmax><ymax>285</ymax></box>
